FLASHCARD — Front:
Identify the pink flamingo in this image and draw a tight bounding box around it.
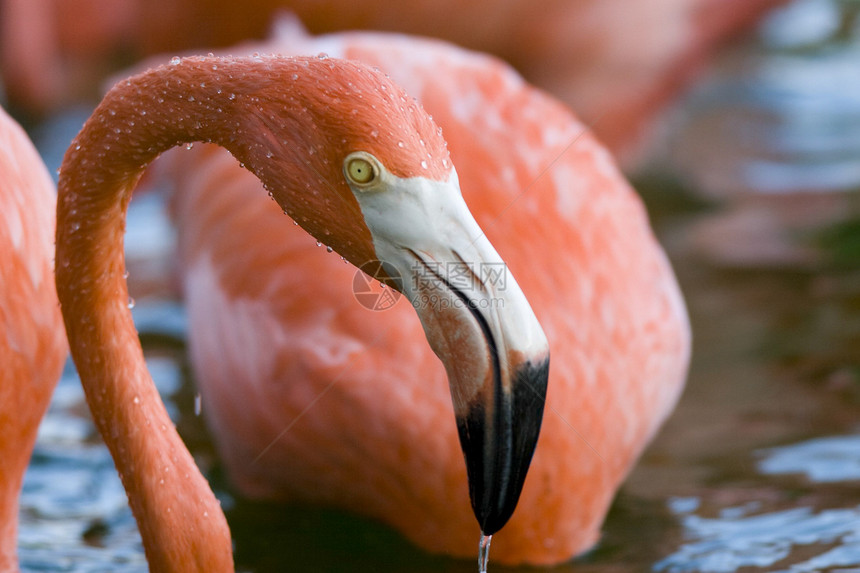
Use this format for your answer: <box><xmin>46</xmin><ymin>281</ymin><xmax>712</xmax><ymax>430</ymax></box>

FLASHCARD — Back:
<box><xmin>154</xmin><ymin>25</ymin><xmax>691</xmax><ymax>566</ymax></box>
<box><xmin>55</xmin><ymin>53</ymin><xmax>555</xmax><ymax>571</ymax></box>
<box><xmin>0</xmin><ymin>105</ymin><xmax>68</xmax><ymax>571</ymax></box>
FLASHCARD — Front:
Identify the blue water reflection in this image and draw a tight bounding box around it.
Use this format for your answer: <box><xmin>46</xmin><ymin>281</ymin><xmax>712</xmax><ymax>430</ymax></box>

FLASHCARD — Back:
<box><xmin>668</xmin><ymin>0</ymin><xmax>860</xmax><ymax>197</ymax></box>
<box><xmin>759</xmin><ymin>435</ymin><xmax>860</xmax><ymax>483</ymax></box>
<box><xmin>656</xmin><ymin>502</ymin><xmax>860</xmax><ymax>573</ymax></box>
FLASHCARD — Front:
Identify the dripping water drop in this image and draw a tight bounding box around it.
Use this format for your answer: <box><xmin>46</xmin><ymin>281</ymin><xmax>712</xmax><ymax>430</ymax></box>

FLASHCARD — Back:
<box><xmin>127</xmin><ymin>297</ymin><xmax>135</xmax><ymax>309</ymax></box>
<box><xmin>194</xmin><ymin>393</ymin><xmax>202</xmax><ymax>416</ymax></box>
<box><xmin>316</xmin><ymin>241</ymin><xmax>322</xmax><ymax>247</ymax></box>
<box><xmin>478</xmin><ymin>533</ymin><xmax>492</xmax><ymax>573</ymax></box>
<box><xmin>326</xmin><ymin>246</ymin><xmax>333</xmax><ymax>253</ymax></box>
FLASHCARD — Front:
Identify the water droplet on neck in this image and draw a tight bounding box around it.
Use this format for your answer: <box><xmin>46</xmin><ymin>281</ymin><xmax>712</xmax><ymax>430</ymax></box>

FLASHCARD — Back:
<box><xmin>170</xmin><ymin>56</ymin><xmax>181</xmax><ymax>65</ymax></box>
<box><xmin>478</xmin><ymin>533</ymin><xmax>492</xmax><ymax>573</ymax></box>
<box><xmin>185</xmin><ymin>142</ymin><xmax>194</xmax><ymax>150</ymax></box>
<box><xmin>326</xmin><ymin>246</ymin><xmax>333</xmax><ymax>253</ymax></box>
<box><xmin>420</xmin><ymin>160</ymin><xmax>428</xmax><ymax>169</ymax></box>
<box><xmin>127</xmin><ymin>297</ymin><xmax>136</xmax><ymax>309</ymax></box>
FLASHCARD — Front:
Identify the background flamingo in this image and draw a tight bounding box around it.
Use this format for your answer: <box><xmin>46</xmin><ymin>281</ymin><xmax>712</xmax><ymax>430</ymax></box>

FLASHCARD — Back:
<box><xmin>1</xmin><ymin>0</ymin><xmax>784</xmax><ymax>158</ymax></box>
<box><xmin>146</xmin><ymin>24</ymin><xmax>690</xmax><ymax>566</ymax></box>
<box><xmin>0</xmin><ymin>105</ymin><xmax>67</xmax><ymax>571</ymax></box>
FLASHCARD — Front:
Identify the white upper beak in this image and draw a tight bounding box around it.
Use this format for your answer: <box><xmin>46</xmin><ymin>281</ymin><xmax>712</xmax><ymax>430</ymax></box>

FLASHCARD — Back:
<box><xmin>349</xmin><ymin>167</ymin><xmax>550</xmax><ymax>534</ymax></box>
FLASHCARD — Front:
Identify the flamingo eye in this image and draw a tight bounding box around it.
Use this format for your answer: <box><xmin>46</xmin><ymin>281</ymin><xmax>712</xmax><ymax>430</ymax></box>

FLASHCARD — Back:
<box><xmin>345</xmin><ymin>156</ymin><xmax>376</xmax><ymax>185</ymax></box>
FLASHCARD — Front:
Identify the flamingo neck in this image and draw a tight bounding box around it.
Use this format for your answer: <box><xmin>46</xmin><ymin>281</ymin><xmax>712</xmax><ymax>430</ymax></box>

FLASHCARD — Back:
<box><xmin>52</xmin><ymin>56</ymin><xmax>355</xmax><ymax>572</ymax></box>
<box><xmin>55</xmin><ymin>55</ymin><xmax>450</xmax><ymax>570</ymax></box>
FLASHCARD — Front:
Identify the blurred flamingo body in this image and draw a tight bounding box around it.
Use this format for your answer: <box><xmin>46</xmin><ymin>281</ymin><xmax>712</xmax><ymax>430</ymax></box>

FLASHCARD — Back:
<box><xmin>156</xmin><ymin>27</ymin><xmax>691</xmax><ymax>565</ymax></box>
<box><xmin>0</xmin><ymin>106</ymin><xmax>67</xmax><ymax>571</ymax></box>
<box><xmin>2</xmin><ymin>0</ymin><xmax>784</xmax><ymax>155</ymax></box>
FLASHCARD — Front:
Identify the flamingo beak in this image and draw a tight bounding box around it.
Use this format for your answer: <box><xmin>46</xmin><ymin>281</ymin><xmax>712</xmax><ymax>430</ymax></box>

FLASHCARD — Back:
<box><xmin>404</xmin><ymin>237</ymin><xmax>550</xmax><ymax>535</ymax></box>
<box><xmin>346</xmin><ymin>166</ymin><xmax>549</xmax><ymax>534</ymax></box>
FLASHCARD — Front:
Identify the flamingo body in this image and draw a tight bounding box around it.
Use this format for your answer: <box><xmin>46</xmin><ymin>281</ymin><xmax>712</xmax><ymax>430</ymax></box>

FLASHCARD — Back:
<box><xmin>161</xmin><ymin>28</ymin><xmax>691</xmax><ymax>565</ymax></box>
<box><xmin>0</xmin><ymin>106</ymin><xmax>67</xmax><ymax>571</ymax></box>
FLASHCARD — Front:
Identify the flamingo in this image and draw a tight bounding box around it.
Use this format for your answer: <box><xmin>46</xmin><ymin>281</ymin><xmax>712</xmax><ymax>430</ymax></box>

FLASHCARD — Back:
<box><xmin>55</xmin><ymin>53</ymin><xmax>554</xmax><ymax>570</ymax></box>
<box><xmin>0</xmin><ymin>105</ymin><xmax>67</xmax><ymax>571</ymax></box>
<box><xmin>148</xmin><ymin>25</ymin><xmax>691</xmax><ymax>567</ymax></box>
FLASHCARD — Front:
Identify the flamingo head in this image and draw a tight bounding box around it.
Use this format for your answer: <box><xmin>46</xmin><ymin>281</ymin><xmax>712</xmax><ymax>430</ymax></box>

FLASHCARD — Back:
<box><xmin>342</xmin><ymin>150</ymin><xmax>550</xmax><ymax>535</ymax></box>
<box><xmin>240</xmin><ymin>57</ymin><xmax>550</xmax><ymax>534</ymax></box>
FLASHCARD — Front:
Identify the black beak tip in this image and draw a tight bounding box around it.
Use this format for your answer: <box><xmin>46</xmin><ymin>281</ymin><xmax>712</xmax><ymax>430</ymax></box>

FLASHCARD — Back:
<box><xmin>457</xmin><ymin>355</ymin><xmax>550</xmax><ymax>535</ymax></box>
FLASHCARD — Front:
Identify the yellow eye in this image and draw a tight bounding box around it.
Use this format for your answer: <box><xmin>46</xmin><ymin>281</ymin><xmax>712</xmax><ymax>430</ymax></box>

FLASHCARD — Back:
<box><xmin>346</xmin><ymin>157</ymin><xmax>376</xmax><ymax>184</ymax></box>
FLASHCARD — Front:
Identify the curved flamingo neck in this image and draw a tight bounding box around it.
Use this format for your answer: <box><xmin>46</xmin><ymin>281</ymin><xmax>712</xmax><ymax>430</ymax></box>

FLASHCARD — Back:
<box><xmin>54</xmin><ymin>55</ymin><xmax>449</xmax><ymax>571</ymax></box>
